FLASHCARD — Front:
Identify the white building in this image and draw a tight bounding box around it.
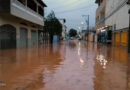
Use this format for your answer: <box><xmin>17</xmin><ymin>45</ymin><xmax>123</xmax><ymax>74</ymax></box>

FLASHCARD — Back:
<box><xmin>59</xmin><ymin>19</ymin><xmax>67</xmax><ymax>40</ymax></box>
<box><xmin>105</xmin><ymin>0</ymin><xmax>129</xmax><ymax>46</ymax></box>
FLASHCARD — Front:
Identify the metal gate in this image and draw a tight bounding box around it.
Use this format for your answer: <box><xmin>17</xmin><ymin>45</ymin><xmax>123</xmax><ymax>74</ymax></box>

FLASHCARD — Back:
<box><xmin>0</xmin><ymin>24</ymin><xmax>16</xmax><ymax>49</ymax></box>
<box><xmin>20</xmin><ymin>28</ymin><xmax>27</xmax><ymax>48</ymax></box>
<box><xmin>31</xmin><ymin>30</ymin><xmax>37</xmax><ymax>46</ymax></box>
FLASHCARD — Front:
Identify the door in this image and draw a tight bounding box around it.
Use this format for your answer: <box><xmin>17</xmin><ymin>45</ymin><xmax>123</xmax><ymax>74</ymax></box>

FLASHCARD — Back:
<box><xmin>31</xmin><ymin>30</ymin><xmax>37</xmax><ymax>46</ymax></box>
<box><xmin>121</xmin><ymin>32</ymin><xmax>127</xmax><ymax>46</ymax></box>
<box><xmin>115</xmin><ymin>32</ymin><xmax>120</xmax><ymax>46</ymax></box>
<box><xmin>20</xmin><ymin>28</ymin><xmax>27</xmax><ymax>48</ymax></box>
<box><xmin>0</xmin><ymin>24</ymin><xmax>16</xmax><ymax>49</ymax></box>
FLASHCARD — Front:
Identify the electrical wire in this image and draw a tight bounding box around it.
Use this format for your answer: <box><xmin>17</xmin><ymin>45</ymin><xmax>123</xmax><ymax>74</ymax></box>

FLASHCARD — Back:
<box><xmin>53</xmin><ymin>0</ymin><xmax>88</xmax><ymax>10</ymax></box>
<box><xmin>55</xmin><ymin>4</ymin><xmax>95</xmax><ymax>14</ymax></box>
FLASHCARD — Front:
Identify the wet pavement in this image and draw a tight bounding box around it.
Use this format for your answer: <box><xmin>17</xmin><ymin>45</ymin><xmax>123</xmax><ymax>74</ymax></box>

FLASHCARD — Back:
<box><xmin>0</xmin><ymin>40</ymin><xmax>130</xmax><ymax>90</ymax></box>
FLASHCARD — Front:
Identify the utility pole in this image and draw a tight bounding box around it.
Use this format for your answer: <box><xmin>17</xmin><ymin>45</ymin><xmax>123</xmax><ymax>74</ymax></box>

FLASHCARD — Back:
<box><xmin>82</xmin><ymin>15</ymin><xmax>90</xmax><ymax>31</ymax></box>
<box><xmin>128</xmin><ymin>9</ymin><xmax>130</xmax><ymax>53</ymax></box>
<box><xmin>127</xmin><ymin>0</ymin><xmax>130</xmax><ymax>53</ymax></box>
<box><xmin>88</xmin><ymin>15</ymin><xmax>89</xmax><ymax>32</ymax></box>
<box><xmin>82</xmin><ymin>15</ymin><xmax>90</xmax><ymax>41</ymax></box>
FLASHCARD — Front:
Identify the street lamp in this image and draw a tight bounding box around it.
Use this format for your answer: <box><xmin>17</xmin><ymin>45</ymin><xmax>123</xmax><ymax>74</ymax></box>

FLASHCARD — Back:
<box><xmin>81</xmin><ymin>21</ymin><xmax>85</xmax><ymax>31</ymax></box>
<box><xmin>78</xmin><ymin>26</ymin><xmax>81</xmax><ymax>30</ymax></box>
<box><xmin>81</xmin><ymin>22</ymin><xmax>84</xmax><ymax>25</ymax></box>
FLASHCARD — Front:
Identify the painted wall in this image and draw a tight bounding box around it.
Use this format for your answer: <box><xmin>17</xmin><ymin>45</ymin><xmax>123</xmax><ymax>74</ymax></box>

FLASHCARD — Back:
<box><xmin>95</xmin><ymin>0</ymin><xmax>106</xmax><ymax>30</ymax></box>
<box><xmin>105</xmin><ymin>0</ymin><xmax>129</xmax><ymax>30</ymax></box>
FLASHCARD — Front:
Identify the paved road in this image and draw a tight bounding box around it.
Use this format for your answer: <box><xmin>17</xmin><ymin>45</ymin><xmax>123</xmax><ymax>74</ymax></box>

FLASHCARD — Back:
<box><xmin>0</xmin><ymin>40</ymin><xmax>130</xmax><ymax>90</ymax></box>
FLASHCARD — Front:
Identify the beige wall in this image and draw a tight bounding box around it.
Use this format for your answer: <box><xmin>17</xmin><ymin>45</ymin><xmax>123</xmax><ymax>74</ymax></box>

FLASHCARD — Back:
<box><xmin>105</xmin><ymin>0</ymin><xmax>129</xmax><ymax>30</ymax></box>
<box><xmin>95</xmin><ymin>0</ymin><xmax>106</xmax><ymax>30</ymax></box>
<box><xmin>0</xmin><ymin>15</ymin><xmax>38</xmax><ymax>39</ymax></box>
<box><xmin>96</xmin><ymin>0</ymin><xmax>106</xmax><ymax>19</ymax></box>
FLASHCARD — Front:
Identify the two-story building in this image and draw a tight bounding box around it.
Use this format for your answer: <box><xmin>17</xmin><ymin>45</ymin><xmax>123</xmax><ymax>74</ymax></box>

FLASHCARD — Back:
<box><xmin>95</xmin><ymin>0</ymin><xmax>129</xmax><ymax>46</ymax></box>
<box><xmin>0</xmin><ymin>0</ymin><xmax>47</xmax><ymax>49</ymax></box>
<box><xmin>105</xmin><ymin>0</ymin><xmax>129</xmax><ymax>47</ymax></box>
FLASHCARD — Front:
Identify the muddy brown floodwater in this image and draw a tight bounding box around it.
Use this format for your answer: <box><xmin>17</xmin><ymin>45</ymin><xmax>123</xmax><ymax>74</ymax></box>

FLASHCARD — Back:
<box><xmin>0</xmin><ymin>41</ymin><xmax>130</xmax><ymax>90</ymax></box>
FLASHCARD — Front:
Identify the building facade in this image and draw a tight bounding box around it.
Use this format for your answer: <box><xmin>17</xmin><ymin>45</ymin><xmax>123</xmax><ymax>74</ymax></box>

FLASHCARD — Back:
<box><xmin>105</xmin><ymin>0</ymin><xmax>129</xmax><ymax>46</ymax></box>
<box><xmin>59</xmin><ymin>19</ymin><xmax>67</xmax><ymax>40</ymax></box>
<box><xmin>95</xmin><ymin>0</ymin><xmax>129</xmax><ymax>46</ymax></box>
<box><xmin>0</xmin><ymin>0</ymin><xmax>47</xmax><ymax>49</ymax></box>
<box><xmin>95</xmin><ymin>0</ymin><xmax>107</xmax><ymax>43</ymax></box>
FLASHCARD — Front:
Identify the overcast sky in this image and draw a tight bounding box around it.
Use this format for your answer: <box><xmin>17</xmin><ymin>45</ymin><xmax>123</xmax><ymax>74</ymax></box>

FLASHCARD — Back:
<box><xmin>43</xmin><ymin>0</ymin><xmax>97</xmax><ymax>31</ymax></box>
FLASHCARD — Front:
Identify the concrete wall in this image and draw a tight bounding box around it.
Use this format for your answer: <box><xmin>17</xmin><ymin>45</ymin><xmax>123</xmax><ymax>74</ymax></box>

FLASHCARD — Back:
<box><xmin>105</xmin><ymin>0</ymin><xmax>129</xmax><ymax>30</ymax></box>
<box><xmin>95</xmin><ymin>0</ymin><xmax>106</xmax><ymax>30</ymax></box>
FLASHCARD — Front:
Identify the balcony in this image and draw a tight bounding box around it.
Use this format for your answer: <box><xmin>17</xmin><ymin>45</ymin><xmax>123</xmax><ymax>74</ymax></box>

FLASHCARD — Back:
<box><xmin>10</xmin><ymin>0</ymin><xmax>45</xmax><ymax>25</ymax></box>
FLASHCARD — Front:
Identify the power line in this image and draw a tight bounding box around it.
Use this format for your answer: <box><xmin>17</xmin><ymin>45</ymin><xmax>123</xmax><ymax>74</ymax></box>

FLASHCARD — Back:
<box><xmin>55</xmin><ymin>4</ymin><xmax>95</xmax><ymax>14</ymax></box>
<box><xmin>53</xmin><ymin>0</ymin><xmax>88</xmax><ymax>10</ymax></box>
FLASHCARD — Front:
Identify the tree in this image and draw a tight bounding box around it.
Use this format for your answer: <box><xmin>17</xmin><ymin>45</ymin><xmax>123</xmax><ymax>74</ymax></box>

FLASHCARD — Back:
<box><xmin>45</xmin><ymin>11</ymin><xmax>62</xmax><ymax>43</ymax></box>
<box><xmin>69</xmin><ymin>28</ymin><xmax>77</xmax><ymax>37</ymax></box>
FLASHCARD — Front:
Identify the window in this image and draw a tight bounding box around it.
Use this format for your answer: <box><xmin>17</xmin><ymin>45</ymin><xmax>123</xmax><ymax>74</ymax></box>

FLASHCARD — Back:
<box><xmin>38</xmin><ymin>6</ymin><xmax>44</xmax><ymax>16</ymax></box>
<box><xmin>17</xmin><ymin>0</ymin><xmax>26</xmax><ymax>5</ymax></box>
<box><xmin>27</xmin><ymin>0</ymin><xmax>37</xmax><ymax>12</ymax></box>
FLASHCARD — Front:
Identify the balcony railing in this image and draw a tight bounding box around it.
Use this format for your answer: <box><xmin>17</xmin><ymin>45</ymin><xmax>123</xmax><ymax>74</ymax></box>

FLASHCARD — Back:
<box><xmin>11</xmin><ymin>0</ymin><xmax>43</xmax><ymax>21</ymax></box>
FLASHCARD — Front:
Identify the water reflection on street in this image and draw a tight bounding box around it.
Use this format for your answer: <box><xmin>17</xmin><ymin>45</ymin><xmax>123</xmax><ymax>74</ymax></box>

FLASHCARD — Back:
<box><xmin>0</xmin><ymin>41</ymin><xmax>130</xmax><ymax>90</ymax></box>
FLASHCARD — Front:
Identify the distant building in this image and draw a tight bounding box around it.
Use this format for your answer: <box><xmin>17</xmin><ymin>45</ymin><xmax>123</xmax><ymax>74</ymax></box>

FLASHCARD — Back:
<box><xmin>0</xmin><ymin>0</ymin><xmax>47</xmax><ymax>49</ymax></box>
<box><xmin>59</xmin><ymin>19</ymin><xmax>67</xmax><ymax>40</ymax></box>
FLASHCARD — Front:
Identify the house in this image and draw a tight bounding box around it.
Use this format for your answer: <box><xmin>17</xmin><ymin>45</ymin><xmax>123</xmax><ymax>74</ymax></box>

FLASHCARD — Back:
<box><xmin>0</xmin><ymin>0</ymin><xmax>47</xmax><ymax>49</ymax></box>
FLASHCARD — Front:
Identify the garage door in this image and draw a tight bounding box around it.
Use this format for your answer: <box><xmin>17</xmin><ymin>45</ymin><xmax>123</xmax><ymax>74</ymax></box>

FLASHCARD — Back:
<box><xmin>20</xmin><ymin>28</ymin><xmax>27</xmax><ymax>48</ymax></box>
<box><xmin>121</xmin><ymin>32</ymin><xmax>127</xmax><ymax>46</ymax></box>
<box><xmin>88</xmin><ymin>34</ymin><xmax>91</xmax><ymax>42</ymax></box>
<box><xmin>0</xmin><ymin>24</ymin><xmax>16</xmax><ymax>49</ymax></box>
<box><xmin>31</xmin><ymin>30</ymin><xmax>37</xmax><ymax>46</ymax></box>
<box><xmin>115</xmin><ymin>32</ymin><xmax>120</xmax><ymax>46</ymax></box>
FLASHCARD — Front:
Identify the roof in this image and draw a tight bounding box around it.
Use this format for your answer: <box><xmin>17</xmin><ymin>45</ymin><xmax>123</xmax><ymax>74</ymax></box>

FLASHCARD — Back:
<box><xmin>37</xmin><ymin>0</ymin><xmax>47</xmax><ymax>7</ymax></box>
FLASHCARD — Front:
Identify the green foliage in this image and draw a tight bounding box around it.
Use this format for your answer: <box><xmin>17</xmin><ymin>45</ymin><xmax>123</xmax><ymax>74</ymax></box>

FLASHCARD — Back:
<box><xmin>69</xmin><ymin>28</ymin><xmax>77</xmax><ymax>37</ymax></box>
<box><xmin>45</xmin><ymin>11</ymin><xmax>62</xmax><ymax>35</ymax></box>
<box><xmin>44</xmin><ymin>11</ymin><xmax>62</xmax><ymax>42</ymax></box>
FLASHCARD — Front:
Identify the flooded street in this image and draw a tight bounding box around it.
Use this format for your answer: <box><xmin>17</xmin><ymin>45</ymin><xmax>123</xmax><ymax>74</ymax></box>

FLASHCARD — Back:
<box><xmin>0</xmin><ymin>41</ymin><xmax>130</xmax><ymax>90</ymax></box>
